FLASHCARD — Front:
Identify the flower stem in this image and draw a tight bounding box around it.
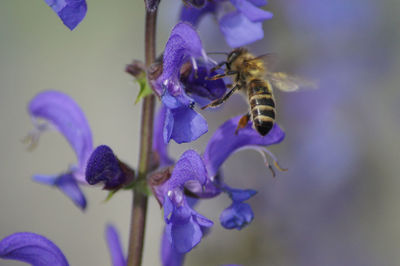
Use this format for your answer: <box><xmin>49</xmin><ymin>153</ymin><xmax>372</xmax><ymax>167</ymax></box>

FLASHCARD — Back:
<box><xmin>126</xmin><ymin>8</ymin><xmax>158</xmax><ymax>266</ymax></box>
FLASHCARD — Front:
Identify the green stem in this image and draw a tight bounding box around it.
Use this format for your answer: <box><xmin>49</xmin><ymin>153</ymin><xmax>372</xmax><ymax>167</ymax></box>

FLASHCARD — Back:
<box><xmin>126</xmin><ymin>9</ymin><xmax>157</xmax><ymax>266</ymax></box>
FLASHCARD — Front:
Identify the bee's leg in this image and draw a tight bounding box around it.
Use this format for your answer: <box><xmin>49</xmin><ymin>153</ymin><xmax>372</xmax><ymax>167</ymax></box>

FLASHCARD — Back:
<box><xmin>210</xmin><ymin>61</ymin><xmax>231</xmax><ymax>72</ymax></box>
<box><xmin>235</xmin><ymin>113</ymin><xmax>251</xmax><ymax>135</ymax></box>
<box><xmin>201</xmin><ymin>84</ymin><xmax>240</xmax><ymax>109</ymax></box>
<box><xmin>207</xmin><ymin>71</ymin><xmax>238</xmax><ymax>80</ymax></box>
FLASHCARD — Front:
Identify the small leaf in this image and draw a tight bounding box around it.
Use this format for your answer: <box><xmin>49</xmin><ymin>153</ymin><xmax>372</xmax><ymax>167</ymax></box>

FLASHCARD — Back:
<box><xmin>104</xmin><ymin>190</ymin><xmax>117</xmax><ymax>202</ymax></box>
<box><xmin>135</xmin><ymin>76</ymin><xmax>153</xmax><ymax>104</ymax></box>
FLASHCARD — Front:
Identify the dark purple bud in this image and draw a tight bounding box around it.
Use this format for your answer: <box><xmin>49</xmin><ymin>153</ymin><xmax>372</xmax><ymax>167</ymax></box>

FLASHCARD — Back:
<box><xmin>145</xmin><ymin>0</ymin><xmax>160</xmax><ymax>12</ymax></box>
<box><xmin>85</xmin><ymin>145</ymin><xmax>135</xmax><ymax>190</ymax></box>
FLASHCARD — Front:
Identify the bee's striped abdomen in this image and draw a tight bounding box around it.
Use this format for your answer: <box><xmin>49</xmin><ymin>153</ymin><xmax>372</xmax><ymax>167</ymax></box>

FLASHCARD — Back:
<box><xmin>248</xmin><ymin>79</ymin><xmax>275</xmax><ymax>136</ymax></box>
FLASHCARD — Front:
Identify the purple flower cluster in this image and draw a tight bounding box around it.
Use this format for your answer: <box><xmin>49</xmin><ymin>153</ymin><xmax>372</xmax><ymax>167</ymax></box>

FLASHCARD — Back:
<box><xmin>0</xmin><ymin>1</ymin><xmax>283</xmax><ymax>266</ymax></box>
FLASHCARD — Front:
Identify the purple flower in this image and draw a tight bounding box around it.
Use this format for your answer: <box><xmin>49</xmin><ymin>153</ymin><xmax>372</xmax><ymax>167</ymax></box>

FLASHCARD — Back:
<box><xmin>153</xmin><ymin>116</ymin><xmax>285</xmax><ymax>252</ymax></box>
<box><xmin>153</xmin><ymin>150</ymin><xmax>213</xmax><ymax>253</ymax></box>
<box><xmin>0</xmin><ymin>232</ymin><xmax>69</xmax><ymax>266</ymax></box>
<box><xmin>105</xmin><ymin>225</ymin><xmax>126</xmax><ymax>266</ymax></box>
<box><xmin>27</xmin><ymin>90</ymin><xmax>93</xmax><ymax>209</ymax></box>
<box><xmin>219</xmin><ymin>187</ymin><xmax>257</xmax><ymax>230</ymax></box>
<box><xmin>156</xmin><ymin>22</ymin><xmax>213</xmax><ymax>144</ymax></box>
<box><xmin>85</xmin><ymin>145</ymin><xmax>135</xmax><ymax>190</ymax></box>
<box><xmin>44</xmin><ymin>0</ymin><xmax>87</xmax><ymax>30</ymax></box>
<box><xmin>180</xmin><ymin>0</ymin><xmax>273</xmax><ymax>47</ymax></box>
<box><xmin>161</xmin><ymin>229</ymin><xmax>185</xmax><ymax>266</ymax></box>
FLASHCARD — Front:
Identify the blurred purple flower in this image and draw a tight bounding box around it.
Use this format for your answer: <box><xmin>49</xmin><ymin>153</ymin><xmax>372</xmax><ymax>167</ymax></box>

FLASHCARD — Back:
<box><xmin>28</xmin><ymin>90</ymin><xmax>93</xmax><ymax>209</ymax></box>
<box><xmin>0</xmin><ymin>232</ymin><xmax>69</xmax><ymax>266</ymax></box>
<box><xmin>105</xmin><ymin>225</ymin><xmax>126</xmax><ymax>266</ymax></box>
<box><xmin>180</xmin><ymin>0</ymin><xmax>272</xmax><ymax>47</ymax></box>
<box><xmin>155</xmin><ymin>22</ymin><xmax>212</xmax><ymax>144</ymax></box>
<box><xmin>44</xmin><ymin>0</ymin><xmax>87</xmax><ymax>30</ymax></box>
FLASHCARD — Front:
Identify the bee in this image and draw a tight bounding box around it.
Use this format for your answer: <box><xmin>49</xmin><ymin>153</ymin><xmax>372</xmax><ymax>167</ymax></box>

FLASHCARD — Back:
<box><xmin>202</xmin><ymin>47</ymin><xmax>315</xmax><ymax>136</ymax></box>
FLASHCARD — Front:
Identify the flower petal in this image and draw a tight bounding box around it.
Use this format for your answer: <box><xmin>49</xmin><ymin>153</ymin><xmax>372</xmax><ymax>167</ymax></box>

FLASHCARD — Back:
<box><xmin>85</xmin><ymin>145</ymin><xmax>133</xmax><ymax>190</ymax></box>
<box><xmin>167</xmin><ymin>150</ymin><xmax>208</xmax><ymax>190</ymax></box>
<box><xmin>219</xmin><ymin>11</ymin><xmax>264</xmax><ymax>48</ymax></box>
<box><xmin>179</xmin><ymin>2</ymin><xmax>216</xmax><ymax>26</ymax></box>
<box><xmin>0</xmin><ymin>232</ymin><xmax>69</xmax><ymax>266</ymax></box>
<box><xmin>203</xmin><ymin>116</ymin><xmax>285</xmax><ymax>176</ymax></box>
<box><xmin>105</xmin><ymin>225</ymin><xmax>126</xmax><ymax>266</ymax></box>
<box><xmin>220</xmin><ymin>202</ymin><xmax>254</xmax><ymax>230</ymax></box>
<box><xmin>33</xmin><ymin>174</ymin><xmax>87</xmax><ymax>210</ymax></box>
<box><xmin>230</xmin><ymin>0</ymin><xmax>273</xmax><ymax>22</ymax></box>
<box><xmin>44</xmin><ymin>0</ymin><xmax>87</xmax><ymax>30</ymax></box>
<box><xmin>226</xmin><ymin>187</ymin><xmax>257</xmax><ymax>203</ymax></box>
<box><xmin>153</xmin><ymin>106</ymin><xmax>175</xmax><ymax>167</ymax></box>
<box><xmin>170</xmin><ymin>216</ymin><xmax>203</xmax><ymax>253</ymax></box>
<box><xmin>161</xmin><ymin>229</ymin><xmax>185</xmax><ymax>266</ymax></box>
<box><xmin>169</xmin><ymin>107</ymin><xmax>208</xmax><ymax>144</ymax></box>
<box><xmin>158</xmin><ymin>22</ymin><xmax>204</xmax><ymax>96</ymax></box>
<box><xmin>28</xmin><ymin>90</ymin><xmax>93</xmax><ymax>182</ymax></box>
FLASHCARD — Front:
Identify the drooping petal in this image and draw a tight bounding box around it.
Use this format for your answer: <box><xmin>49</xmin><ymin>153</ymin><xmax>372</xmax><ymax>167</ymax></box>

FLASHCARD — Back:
<box><xmin>219</xmin><ymin>11</ymin><xmax>264</xmax><ymax>48</ymax></box>
<box><xmin>33</xmin><ymin>174</ymin><xmax>87</xmax><ymax>210</ymax></box>
<box><xmin>105</xmin><ymin>225</ymin><xmax>126</xmax><ymax>266</ymax></box>
<box><xmin>230</xmin><ymin>0</ymin><xmax>273</xmax><ymax>22</ymax></box>
<box><xmin>153</xmin><ymin>106</ymin><xmax>174</xmax><ymax>167</ymax></box>
<box><xmin>0</xmin><ymin>232</ymin><xmax>69</xmax><ymax>266</ymax></box>
<box><xmin>44</xmin><ymin>0</ymin><xmax>87</xmax><ymax>30</ymax></box>
<box><xmin>204</xmin><ymin>116</ymin><xmax>285</xmax><ymax>176</ymax></box>
<box><xmin>220</xmin><ymin>202</ymin><xmax>254</xmax><ymax>230</ymax></box>
<box><xmin>227</xmin><ymin>187</ymin><xmax>257</xmax><ymax>203</ymax></box>
<box><xmin>168</xmin><ymin>107</ymin><xmax>208</xmax><ymax>144</ymax></box>
<box><xmin>158</xmin><ymin>22</ymin><xmax>204</xmax><ymax>96</ymax></box>
<box><xmin>85</xmin><ymin>145</ymin><xmax>134</xmax><ymax>190</ymax></box>
<box><xmin>161</xmin><ymin>229</ymin><xmax>185</xmax><ymax>266</ymax></box>
<box><xmin>28</xmin><ymin>90</ymin><xmax>93</xmax><ymax>182</ymax></box>
<box><xmin>169</xmin><ymin>216</ymin><xmax>203</xmax><ymax>253</ymax></box>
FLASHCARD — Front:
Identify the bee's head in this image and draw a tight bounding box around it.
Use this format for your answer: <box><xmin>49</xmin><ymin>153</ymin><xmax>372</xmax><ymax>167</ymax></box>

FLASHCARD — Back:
<box><xmin>227</xmin><ymin>48</ymin><xmax>246</xmax><ymax>64</ymax></box>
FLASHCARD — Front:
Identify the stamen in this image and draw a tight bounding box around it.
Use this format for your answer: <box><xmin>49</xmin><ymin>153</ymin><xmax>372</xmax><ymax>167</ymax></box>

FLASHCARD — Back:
<box><xmin>22</xmin><ymin>120</ymin><xmax>50</xmax><ymax>151</ymax></box>
<box><xmin>248</xmin><ymin>146</ymin><xmax>287</xmax><ymax>177</ymax></box>
<box><xmin>191</xmin><ymin>57</ymin><xmax>199</xmax><ymax>79</ymax></box>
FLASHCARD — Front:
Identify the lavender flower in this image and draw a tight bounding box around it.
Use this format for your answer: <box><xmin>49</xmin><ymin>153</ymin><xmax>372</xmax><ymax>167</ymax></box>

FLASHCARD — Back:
<box><xmin>180</xmin><ymin>0</ymin><xmax>273</xmax><ymax>47</ymax></box>
<box><xmin>44</xmin><ymin>0</ymin><xmax>87</xmax><ymax>30</ymax></box>
<box><xmin>0</xmin><ymin>232</ymin><xmax>69</xmax><ymax>266</ymax></box>
<box><xmin>27</xmin><ymin>90</ymin><xmax>93</xmax><ymax>209</ymax></box>
<box><xmin>155</xmin><ymin>22</ymin><xmax>221</xmax><ymax>144</ymax></box>
<box><xmin>152</xmin><ymin>115</ymin><xmax>285</xmax><ymax>255</ymax></box>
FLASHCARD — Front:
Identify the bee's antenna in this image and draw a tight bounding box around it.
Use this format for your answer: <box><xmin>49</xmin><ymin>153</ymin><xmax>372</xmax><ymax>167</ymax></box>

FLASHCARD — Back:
<box><xmin>207</xmin><ymin>52</ymin><xmax>229</xmax><ymax>55</ymax></box>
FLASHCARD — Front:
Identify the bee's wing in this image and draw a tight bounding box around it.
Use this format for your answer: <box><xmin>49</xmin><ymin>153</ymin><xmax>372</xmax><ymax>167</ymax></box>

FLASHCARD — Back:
<box><xmin>266</xmin><ymin>72</ymin><xmax>317</xmax><ymax>92</ymax></box>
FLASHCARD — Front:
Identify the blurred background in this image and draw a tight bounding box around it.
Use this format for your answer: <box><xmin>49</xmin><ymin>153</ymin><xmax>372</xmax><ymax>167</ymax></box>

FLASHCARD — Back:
<box><xmin>1</xmin><ymin>0</ymin><xmax>400</xmax><ymax>265</ymax></box>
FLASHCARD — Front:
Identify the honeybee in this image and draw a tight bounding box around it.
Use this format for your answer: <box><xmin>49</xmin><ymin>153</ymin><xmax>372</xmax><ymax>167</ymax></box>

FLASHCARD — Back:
<box><xmin>202</xmin><ymin>48</ymin><xmax>315</xmax><ymax>136</ymax></box>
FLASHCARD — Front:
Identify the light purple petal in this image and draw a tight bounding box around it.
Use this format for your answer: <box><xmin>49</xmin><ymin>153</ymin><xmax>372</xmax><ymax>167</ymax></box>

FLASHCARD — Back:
<box><xmin>170</xmin><ymin>216</ymin><xmax>203</xmax><ymax>253</ymax></box>
<box><xmin>226</xmin><ymin>187</ymin><xmax>257</xmax><ymax>203</ymax></box>
<box><xmin>247</xmin><ymin>0</ymin><xmax>266</xmax><ymax>7</ymax></box>
<box><xmin>219</xmin><ymin>11</ymin><xmax>264</xmax><ymax>48</ymax></box>
<box><xmin>33</xmin><ymin>174</ymin><xmax>87</xmax><ymax>210</ymax></box>
<box><xmin>169</xmin><ymin>107</ymin><xmax>208</xmax><ymax>144</ymax></box>
<box><xmin>161</xmin><ymin>229</ymin><xmax>185</xmax><ymax>266</ymax></box>
<box><xmin>105</xmin><ymin>225</ymin><xmax>126</xmax><ymax>266</ymax></box>
<box><xmin>44</xmin><ymin>0</ymin><xmax>87</xmax><ymax>30</ymax></box>
<box><xmin>230</xmin><ymin>0</ymin><xmax>273</xmax><ymax>22</ymax></box>
<box><xmin>158</xmin><ymin>22</ymin><xmax>204</xmax><ymax>96</ymax></box>
<box><xmin>0</xmin><ymin>232</ymin><xmax>69</xmax><ymax>266</ymax></box>
<box><xmin>204</xmin><ymin>116</ymin><xmax>285</xmax><ymax>176</ymax></box>
<box><xmin>29</xmin><ymin>90</ymin><xmax>93</xmax><ymax>182</ymax></box>
<box><xmin>153</xmin><ymin>106</ymin><xmax>175</xmax><ymax>167</ymax></box>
